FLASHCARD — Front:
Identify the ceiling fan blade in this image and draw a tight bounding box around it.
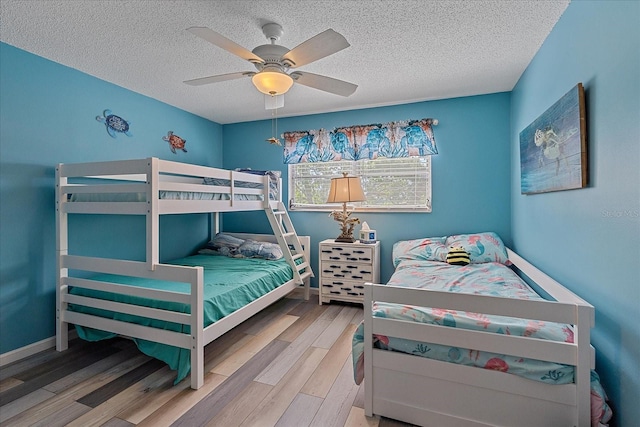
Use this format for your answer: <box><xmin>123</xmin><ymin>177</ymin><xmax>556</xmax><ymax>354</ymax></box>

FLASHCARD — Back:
<box><xmin>184</xmin><ymin>71</ymin><xmax>254</xmax><ymax>86</ymax></box>
<box><xmin>282</xmin><ymin>29</ymin><xmax>350</xmax><ymax>68</ymax></box>
<box><xmin>187</xmin><ymin>27</ymin><xmax>264</xmax><ymax>64</ymax></box>
<box><xmin>291</xmin><ymin>71</ymin><xmax>357</xmax><ymax>97</ymax></box>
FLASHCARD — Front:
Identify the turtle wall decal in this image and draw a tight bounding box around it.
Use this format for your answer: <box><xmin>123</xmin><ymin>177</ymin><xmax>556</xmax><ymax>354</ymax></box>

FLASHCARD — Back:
<box><xmin>96</xmin><ymin>109</ymin><xmax>133</xmax><ymax>138</ymax></box>
<box><xmin>163</xmin><ymin>131</ymin><xmax>187</xmax><ymax>154</ymax></box>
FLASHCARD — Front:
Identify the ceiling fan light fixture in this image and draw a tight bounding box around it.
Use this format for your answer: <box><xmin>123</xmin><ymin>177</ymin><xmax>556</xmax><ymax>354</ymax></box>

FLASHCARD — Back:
<box><xmin>252</xmin><ymin>70</ymin><xmax>294</xmax><ymax>95</ymax></box>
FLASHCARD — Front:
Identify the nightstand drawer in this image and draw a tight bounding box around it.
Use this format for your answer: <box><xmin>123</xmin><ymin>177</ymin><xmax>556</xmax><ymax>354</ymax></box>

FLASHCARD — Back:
<box><xmin>320</xmin><ymin>245</ymin><xmax>373</xmax><ymax>263</ymax></box>
<box><xmin>320</xmin><ymin>280</ymin><xmax>366</xmax><ymax>298</ymax></box>
<box><xmin>320</xmin><ymin>261</ymin><xmax>373</xmax><ymax>282</ymax></box>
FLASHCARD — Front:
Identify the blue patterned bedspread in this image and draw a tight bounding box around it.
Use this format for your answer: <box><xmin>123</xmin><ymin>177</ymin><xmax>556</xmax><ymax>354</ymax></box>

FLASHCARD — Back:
<box><xmin>352</xmin><ymin>260</ymin><xmax>612</xmax><ymax>426</ymax></box>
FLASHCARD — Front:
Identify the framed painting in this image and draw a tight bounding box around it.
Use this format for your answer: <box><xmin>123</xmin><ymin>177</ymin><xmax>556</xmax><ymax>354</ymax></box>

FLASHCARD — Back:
<box><xmin>520</xmin><ymin>83</ymin><xmax>587</xmax><ymax>194</ymax></box>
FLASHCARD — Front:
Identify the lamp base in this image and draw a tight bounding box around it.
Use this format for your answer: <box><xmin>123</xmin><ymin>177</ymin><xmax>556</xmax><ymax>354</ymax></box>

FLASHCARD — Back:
<box><xmin>335</xmin><ymin>236</ymin><xmax>356</xmax><ymax>243</ymax></box>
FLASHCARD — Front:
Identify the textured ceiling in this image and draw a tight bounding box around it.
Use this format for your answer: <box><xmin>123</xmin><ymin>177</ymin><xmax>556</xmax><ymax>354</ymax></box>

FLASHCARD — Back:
<box><xmin>0</xmin><ymin>0</ymin><xmax>569</xmax><ymax>124</ymax></box>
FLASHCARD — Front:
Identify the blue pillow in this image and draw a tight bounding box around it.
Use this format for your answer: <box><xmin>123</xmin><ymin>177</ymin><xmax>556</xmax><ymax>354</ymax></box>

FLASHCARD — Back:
<box><xmin>237</xmin><ymin>239</ymin><xmax>283</xmax><ymax>260</ymax></box>
<box><xmin>204</xmin><ymin>233</ymin><xmax>245</xmax><ymax>256</ymax></box>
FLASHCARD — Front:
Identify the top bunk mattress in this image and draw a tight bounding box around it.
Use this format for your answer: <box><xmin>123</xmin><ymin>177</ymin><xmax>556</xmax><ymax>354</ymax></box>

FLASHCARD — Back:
<box><xmin>67</xmin><ymin>169</ymin><xmax>280</xmax><ymax>202</ymax></box>
<box><xmin>70</xmin><ymin>254</ymin><xmax>295</xmax><ymax>383</ymax></box>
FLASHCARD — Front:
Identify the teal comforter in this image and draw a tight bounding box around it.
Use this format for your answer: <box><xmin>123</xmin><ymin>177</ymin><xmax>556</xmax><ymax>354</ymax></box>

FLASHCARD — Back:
<box><xmin>70</xmin><ymin>254</ymin><xmax>294</xmax><ymax>383</ymax></box>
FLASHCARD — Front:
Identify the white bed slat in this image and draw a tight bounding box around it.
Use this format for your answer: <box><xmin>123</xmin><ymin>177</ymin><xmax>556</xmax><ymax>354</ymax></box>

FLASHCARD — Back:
<box><xmin>369</xmin><ymin>284</ymin><xmax>577</xmax><ymax>324</ymax></box>
<box><xmin>159</xmin><ymin>181</ymin><xmax>262</xmax><ymax>195</ymax></box>
<box><xmin>65</xmin><ymin>277</ymin><xmax>191</xmax><ymax>304</ymax></box>
<box><xmin>61</xmin><ymin>183</ymin><xmax>148</xmax><ymax>194</ymax></box>
<box><xmin>63</xmin><ymin>202</ymin><xmax>147</xmax><ymax>215</ymax></box>
<box><xmin>158</xmin><ymin>199</ymin><xmax>266</xmax><ymax>214</ymax></box>
<box><xmin>371</xmin><ymin>317</ymin><xmax>578</xmax><ymax>366</ymax></box>
<box><xmin>62</xmin><ymin>255</ymin><xmax>201</xmax><ymax>283</ymax></box>
<box><xmin>59</xmin><ymin>158</ymin><xmax>151</xmax><ymax>178</ymax></box>
<box><xmin>62</xmin><ymin>293</ymin><xmax>191</xmax><ymax>325</ymax></box>
<box><xmin>62</xmin><ymin>311</ymin><xmax>191</xmax><ymax>349</ymax></box>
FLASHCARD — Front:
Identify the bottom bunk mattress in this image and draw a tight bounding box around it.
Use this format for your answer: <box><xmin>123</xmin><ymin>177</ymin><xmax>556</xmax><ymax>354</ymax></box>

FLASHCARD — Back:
<box><xmin>352</xmin><ymin>259</ymin><xmax>612</xmax><ymax>426</ymax></box>
<box><xmin>69</xmin><ymin>254</ymin><xmax>295</xmax><ymax>383</ymax></box>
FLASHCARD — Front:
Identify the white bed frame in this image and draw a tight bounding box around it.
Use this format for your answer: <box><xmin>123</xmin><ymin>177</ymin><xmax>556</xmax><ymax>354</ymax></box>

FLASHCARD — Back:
<box><xmin>55</xmin><ymin>157</ymin><xmax>311</xmax><ymax>390</ymax></box>
<box><xmin>363</xmin><ymin>248</ymin><xmax>594</xmax><ymax>427</ymax></box>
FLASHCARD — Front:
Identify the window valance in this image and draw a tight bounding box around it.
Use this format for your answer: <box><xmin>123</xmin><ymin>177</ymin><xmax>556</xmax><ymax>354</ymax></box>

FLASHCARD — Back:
<box><xmin>283</xmin><ymin>118</ymin><xmax>438</xmax><ymax>164</ymax></box>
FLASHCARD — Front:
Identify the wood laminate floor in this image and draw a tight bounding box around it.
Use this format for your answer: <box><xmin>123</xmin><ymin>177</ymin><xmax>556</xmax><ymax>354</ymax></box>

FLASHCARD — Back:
<box><xmin>0</xmin><ymin>291</ymin><xmax>414</xmax><ymax>427</ymax></box>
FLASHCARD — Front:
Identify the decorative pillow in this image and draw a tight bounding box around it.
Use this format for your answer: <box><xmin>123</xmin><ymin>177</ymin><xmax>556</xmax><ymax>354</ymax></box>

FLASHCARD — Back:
<box><xmin>446</xmin><ymin>246</ymin><xmax>470</xmax><ymax>266</ymax></box>
<box><xmin>392</xmin><ymin>237</ymin><xmax>447</xmax><ymax>267</ymax></box>
<box><xmin>237</xmin><ymin>239</ymin><xmax>283</xmax><ymax>260</ymax></box>
<box><xmin>445</xmin><ymin>232</ymin><xmax>509</xmax><ymax>264</ymax></box>
<box><xmin>201</xmin><ymin>233</ymin><xmax>245</xmax><ymax>257</ymax></box>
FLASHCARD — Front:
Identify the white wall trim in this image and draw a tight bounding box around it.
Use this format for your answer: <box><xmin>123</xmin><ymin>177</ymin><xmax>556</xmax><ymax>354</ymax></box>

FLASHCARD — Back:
<box><xmin>0</xmin><ymin>330</ymin><xmax>77</xmax><ymax>367</ymax></box>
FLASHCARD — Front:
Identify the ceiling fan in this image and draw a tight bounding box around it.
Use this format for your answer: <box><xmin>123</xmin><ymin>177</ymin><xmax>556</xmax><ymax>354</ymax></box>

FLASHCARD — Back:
<box><xmin>184</xmin><ymin>23</ymin><xmax>358</xmax><ymax>98</ymax></box>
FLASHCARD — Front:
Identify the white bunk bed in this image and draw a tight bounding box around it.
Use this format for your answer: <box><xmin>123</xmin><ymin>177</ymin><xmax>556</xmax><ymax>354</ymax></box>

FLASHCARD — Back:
<box><xmin>356</xmin><ymin>235</ymin><xmax>611</xmax><ymax>427</ymax></box>
<box><xmin>55</xmin><ymin>157</ymin><xmax>312</xmax><ymax>390</ymax></box>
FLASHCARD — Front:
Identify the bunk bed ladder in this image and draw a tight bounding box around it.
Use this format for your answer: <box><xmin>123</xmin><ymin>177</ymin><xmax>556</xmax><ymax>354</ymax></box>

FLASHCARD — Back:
<box><xmin>265</xmin><ymin>201</ymin><xmax>314</xmax><ymax>298</ymax></box>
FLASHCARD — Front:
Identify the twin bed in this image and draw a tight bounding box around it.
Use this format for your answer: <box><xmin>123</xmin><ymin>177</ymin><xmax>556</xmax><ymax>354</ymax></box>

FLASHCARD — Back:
<box><xmin>56</xmin><ymin>158</ymin><xmax>312</xmax><ymax>389</ymax></box>
<box><xmin>353</xmin><ymin>232</ymin><xmax>611</xmax><ymax>427</ymax></box>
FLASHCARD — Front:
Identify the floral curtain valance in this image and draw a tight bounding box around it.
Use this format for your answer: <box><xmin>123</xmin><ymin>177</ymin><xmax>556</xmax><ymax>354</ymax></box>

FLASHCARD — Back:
<box><xmin>283</xmin><ymin>118</ymin><xmax>438</xmax><ymax>164</ymax></box>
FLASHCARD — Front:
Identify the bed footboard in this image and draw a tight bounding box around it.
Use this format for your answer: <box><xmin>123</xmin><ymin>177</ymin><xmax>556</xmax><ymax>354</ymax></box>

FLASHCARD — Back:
<box><xmin>56</xmin><ymin>254</ymin><xmax>205</xmax><ymax>389</ymax></box>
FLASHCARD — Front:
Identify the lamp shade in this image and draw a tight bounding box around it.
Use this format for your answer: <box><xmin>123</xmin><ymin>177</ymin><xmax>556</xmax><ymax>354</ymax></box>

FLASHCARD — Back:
<box><xmin>326</xmin><ymin>175</ymin><xmax>365</xmax><ymax>203</ymax></box>
<box><xmin>252</xmin><ymin>70</ymin><xmax>294</xmax><ymax>95</ymax></box>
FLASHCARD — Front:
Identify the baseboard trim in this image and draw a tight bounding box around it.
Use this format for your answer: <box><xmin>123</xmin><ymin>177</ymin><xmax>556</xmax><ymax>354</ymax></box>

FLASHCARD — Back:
<box><xmin>0</xmin><ymin>330</ymin><xmax>78</xmax><ymax>367</ymax></box>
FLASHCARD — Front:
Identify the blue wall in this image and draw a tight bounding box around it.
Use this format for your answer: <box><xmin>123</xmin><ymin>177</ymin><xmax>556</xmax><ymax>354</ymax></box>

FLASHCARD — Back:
<box><xmin>0</xmin><ymin>43</ymin><xmax>223</xmax><ymax>353</ymax></box>
<box><xmin>222</xmin><ymin>93</ymin><xmax>512</xmax><ymax>284</ymax></box>
<box><xmin>510</xmin><ymin>1</ymin><xmax>640</xmax><ymax>425</ymax></box>
<box><xmin>2</xmin><ymin>1</ymin><xmax>638</xmax><ymax>422</ymax></box>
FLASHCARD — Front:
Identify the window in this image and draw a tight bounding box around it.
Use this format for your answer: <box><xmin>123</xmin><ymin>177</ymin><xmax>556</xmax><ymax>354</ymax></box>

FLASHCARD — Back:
<box><xmin>288</xmin><ymin>157</ymin><xmax>432</xmax><ymax>212</ymax></box>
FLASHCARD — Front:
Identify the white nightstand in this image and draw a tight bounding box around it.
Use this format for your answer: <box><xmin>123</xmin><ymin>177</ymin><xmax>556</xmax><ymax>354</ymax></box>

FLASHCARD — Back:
<box><xmin>318</xmin><ymin>239</ymin><xmax>380</xmax><ymax>305</ymax></box>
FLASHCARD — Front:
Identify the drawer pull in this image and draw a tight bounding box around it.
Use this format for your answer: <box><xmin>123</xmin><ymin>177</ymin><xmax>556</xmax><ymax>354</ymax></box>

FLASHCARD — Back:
<box><xmin>354</xmin><ymin>250</ymin><xmax>365</xmax><ymax>254</ymax></box>
<box><xmin>347</xmin><ymin>257</ymin><xmax>358</xmax><ymax>261</ymax></box>
<box><xmin>352</xmin><ymin>275</ymin><xmax>364</xmax><ymax>279</ymax></box>
<box><xmin>359</xmin><ymin>257</ymin><xmax>371</xmax><ymax>261</ymax></box>
<box><xmin>324</xmin><ymin>284</ymin><xmax>334</xmax><ymax>288</ymax></box>
<box><xmin>330</xmin><ymin>291</ymin><xmax>341</xmax><ymax>295</ymax></box>
<box><xmin>330</xmin><ymin>264</ymin><xmax>340</xmax><ymax>268</ymax></box>
<box><xmin>323</xmin><ymin>269</ymin><xmax>334</xmax><ymax>273</ymax></box>
<box><xmin>360</xmin><ymin>270</ymin><xmax>371</xmax><ymax>274</ymax></box>
<box><xmin>347</xmin><ymin>292</ymin><xmax>359</xmax><ymax>296</ymax></box>
<box><xmin>354</xmin><ymin>285</ymin><xmax>364</xmax><ymax>289</ymax></box>
<box><xmin>347</xmin><ymin>265</ymin><xmax>358</xmax><ymax>268</ymax></box>
<box><xmin>329</xmin><ymin>256</ymin><xmax>340</xmax><ymax>260</ymax></box>
<box><xmin>341</xmin><ymin>270</ymin><xmax>351</xmax><ymax>273</ymax></box>
<box><xmin>332</xmin><ymin>281</ymin><xmax>344</xmax><ymax>285</ymax></box>
<box><xmin>321</xmin><ymin>250</ymin><xmax>332</xmax><ymax>253</ymax></box>
<box><xmin>341</xmin><ymin>287</ymin><xmax>352</xmax><ymax>291</ymax></box>
<box><xmin>334</xmin><ymin>274</ymin><xmax>345</xmax><ymax>277</ymax></box>
<box><xmin>332</xmin><ymin>247</ymin><xmax>344</xmax><ymax>251</ymax></box>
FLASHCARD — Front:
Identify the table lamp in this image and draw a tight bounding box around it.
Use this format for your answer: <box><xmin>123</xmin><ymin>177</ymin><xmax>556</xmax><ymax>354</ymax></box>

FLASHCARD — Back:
<box><xmin>326</xmin><ymin>173</ymin><xmax>366</xmax><ymax>243</ymax></box>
